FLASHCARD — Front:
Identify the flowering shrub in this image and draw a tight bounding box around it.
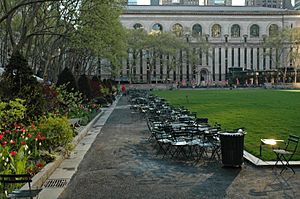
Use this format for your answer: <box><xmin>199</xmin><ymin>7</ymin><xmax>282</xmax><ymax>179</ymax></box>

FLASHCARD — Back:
<box><xmin>37</xmin><ymin>114</ymin><xmax>73</xmax><ymax>153</ymax></box>
<box><xmin>42</xmin><ymin>84</ymin><xmax>60</xmax><ymax>114</ymax></box>
<box><xmin>55</xmin><ymin>84</ymin><xmax>83</xmax><ymax>117</ymax></box>
<box><xmin>76</xmin><ymin>102</ymin><xmax>101</xmax><ymax>125</ymax></box>
<box><xmin>0</xmin><ymin>99</ymin><xmax>26</xmax><ymax>130</ymax></box>
<box><xmin>0</xmin><ymin>124</ymin><xmax>46</xmax><ymax>174</ymax></box>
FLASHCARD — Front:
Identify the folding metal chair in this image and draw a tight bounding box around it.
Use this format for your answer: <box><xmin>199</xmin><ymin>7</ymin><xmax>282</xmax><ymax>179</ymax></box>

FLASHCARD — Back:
<box><xmin>0</xmin><ymin>174</ymin><xmax>42</xmax><ymax>199</ymax></box>
<box><xmin>273</xmin><ymin>134</ymin><xmax>299</xmax><ymax>174</ymax></box>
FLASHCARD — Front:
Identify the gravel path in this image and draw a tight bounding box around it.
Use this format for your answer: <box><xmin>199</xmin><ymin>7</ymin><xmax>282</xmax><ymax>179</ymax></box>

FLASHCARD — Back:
<box><xmin>59</xmin><ymin>96</ymin><xmax>300</xmax><ymax>199</ymax></box>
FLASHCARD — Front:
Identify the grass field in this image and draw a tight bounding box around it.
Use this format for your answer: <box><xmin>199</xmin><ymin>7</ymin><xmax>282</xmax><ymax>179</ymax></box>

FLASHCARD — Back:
<box><xmin>153</xmin><ymin>89</ymin><xmax>300</xmax><ymax>161</ymax></box>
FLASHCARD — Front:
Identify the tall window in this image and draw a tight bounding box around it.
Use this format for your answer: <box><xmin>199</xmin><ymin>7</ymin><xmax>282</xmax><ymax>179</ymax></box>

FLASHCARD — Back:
<box><xmin>211</xmin><ymin>24</ymin><xmax>221</xmax><ymax>38</ymax></box>
<box><xmin>232</xmin><ymin>48</ymin><xmax>234</xmax><ymax>67</ymax></box>
<box><xmin>250</xmin><ymin>24</ymin><xmax>259</xmax><ymax>38</ymax></box>
<box><xmin>270</xmin><ymin>48</ymin><xmax>273</xmax><ymax>68</ymax></box>
<box><xmin>140</xmin><ymin>50</ymin><xmax>143</xmax><ymax>81</ymax></box>
<box><xmin>192</xmin><ymin>48</ymin><xmax>196</xmax><ymax>79</ymax></box>
<box><xmin>172</xmin><ymin>23</ymin><xmax>183</xmax><ymax>37</ymax></box>
<box><xmin>250</xmin><ymin>48</ymin><xmax>254</xmax><ymax>70</ymax></box>
<box><xmin>212</xmin><ymin>48</ymin><xmax>215</xmax><ymax>81</ymax></box>
<box><xmin>167</xmin><ymin>55</ymin><xmax>170</xmax><ymax>79</ymax></box>
<box><xmin>257</xmin><ymin>48</ymin><xmax>260</xmax><ymax>70</ymax></box>
<box><xmin>219</xmin><ymin>48</ymin><xmax>222</xmax><ymax>81</ymax></box>
<box><xmin>152</xmin><ymin>23</ymin><xmax>163</xmax><ymax>32</ymax></box>
<box><xmin>186</xmin><ymin>50</ymin><xmax>190</xmax><ymax>81</ymax></box>
<box><xmin>231</xmin><ymin>24</ymin><xmax>241</xmax><ymax>38</ymax></box>
<box><xmin>192</xmin><ymin>24</ymin><xmax>202</xmax><ymax>37</ymax></box>
<box><xmin>225</xmin><ymin>48</ymin><xmax>228</xmax><ymax>76</ymax></box>
<box><xmin>269</xmin><ymin>24</ymin><xmax>279</xmax><ymax>36</ymax></box>
<box><xmin>160</xmin><ymin>54</ymin><xmax>163</xmax><ymax>80</ymax></box>
<box><xmin>263</xmin><ymin>48</ymin><xmax>266</xmax><ymax>70</ymax></box>
<box><xmin>238</xmin><ymin>48</ymin><xmax>241</xmax><ymax>66</ymax></box>
<box><xmin>133</xmin><ymin>23</ymin><xmax>143</xmax><ymax>29</ymax></box>
<box><xmin>199</xmin><ymin>48</ymin><xmax>203</xmax><ymax>66</ymax></box>
<box><xmin>172</xmin><ymin>56</ymin><xmax>176</xmax><ymax>81</ymax></box>
<box><xmin>180</xmin><ymin>50</ymin><xmax>183</xmax><ymax>81</ymax></box>
<box><xmin>244</xmin><ymin>48</ymin><xmax>247</xmax><ymax>69</ymax></box>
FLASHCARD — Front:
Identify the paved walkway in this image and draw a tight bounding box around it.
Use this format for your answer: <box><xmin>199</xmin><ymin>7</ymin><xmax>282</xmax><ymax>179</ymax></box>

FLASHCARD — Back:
<box><xmin>57</xmin><ymin>96</ymin><xmax>300</xmax><ymax>199</ymax></box>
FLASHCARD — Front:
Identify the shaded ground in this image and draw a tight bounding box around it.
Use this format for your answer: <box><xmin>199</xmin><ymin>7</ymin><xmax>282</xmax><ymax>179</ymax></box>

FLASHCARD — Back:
<box><xmin>59</xmin><ymin>96</ymin><xmax>300</xmax><ymax>199</ymax></box>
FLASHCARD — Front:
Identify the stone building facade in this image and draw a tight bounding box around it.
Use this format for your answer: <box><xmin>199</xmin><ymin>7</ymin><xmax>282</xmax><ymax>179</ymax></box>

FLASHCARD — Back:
<box><xmin>295</xmin><ymin>0</ymin><xmax>300</xmax><ymax>10</ymax></box>
<box><xmin>207</xmin><ymin>0</ymin><xmax>232</xmax><ymax>6</ymax></box>
<box><xmin>161</xmin><ymin>0</ymin><xmax>200</xmax><ymax>5</ymax></box>
<box><xmin>120</xmin><ymin>6</ymin><xmax>300</xmax><ymax>85</ymax></box>
<box><xmin>245</xmin><ymin>0</ymin><xmax>293</xmax><ymax>9</ymax></box>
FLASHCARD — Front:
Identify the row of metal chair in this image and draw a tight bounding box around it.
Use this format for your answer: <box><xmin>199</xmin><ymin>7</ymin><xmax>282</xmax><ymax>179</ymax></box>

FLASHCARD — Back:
<box><xmin>128</xmin><ymin>90</ymin><xmax>299</xmax><ymax>173</ymax></box>
<box><xmin>128</xmin><ymin>90</ymin><xmax>222</xmax><ymax>162</ymax></box>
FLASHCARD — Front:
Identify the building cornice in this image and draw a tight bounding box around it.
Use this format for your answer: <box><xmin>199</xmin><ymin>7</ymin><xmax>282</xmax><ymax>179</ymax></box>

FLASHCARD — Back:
<box><xmin>122</xmin><ymin>6</ymin><xmax>300</xmax><ymax>16</ymax></box>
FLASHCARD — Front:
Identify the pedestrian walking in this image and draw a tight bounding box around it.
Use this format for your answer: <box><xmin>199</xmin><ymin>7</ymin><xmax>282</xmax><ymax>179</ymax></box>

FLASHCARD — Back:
<box><xmin>121</xmin><ymin>84</ymin><xmax>126</xmax><ymax>96</ymax></box>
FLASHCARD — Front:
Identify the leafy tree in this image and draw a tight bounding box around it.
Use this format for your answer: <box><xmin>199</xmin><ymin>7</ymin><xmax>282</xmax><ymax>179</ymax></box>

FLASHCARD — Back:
<box><xmin>126</xmin><ymin>29</ymin><xmax>211</xmax><ymax>83</ymax></box>
<box><xmin>56</xmin><ymin>67</ymin><xmax>77</xmax><ymax>92</ymax></box>
<box><xmin>125</xmin><ymin>29</ymin><xmax>148</xmax><ymax>83</ymax></box>
<box><xmin>70</xmin><ymin>0</ymin><xmax>127</xmax><ymax>76</ymax></box>
<box><xmin>0</xmin><ymin>51</ymin><xmax>45</xmax><ymax>119</ymax></box>
<box><xmin>78</xmin><ymin>74</ymin><xmax>92</xmax><ymax>100</ymax></box>
<box><xmin>0</xmin><ymin>51</ymin><xmax>37</xmax><ymax>98</ymax></box>
<box><xmin>263</xmin><ymin>27</ymin><xmax>300</xmax><ymax>83</ymax></box>
<box><xmin>54</xmin><ymin>84</ymin><xmax>83</xmax><ymax>117</ymax></box>
<box><xmin>0</xmin><ymin>0</ymin><xmax>127</xmax><ymax>82</ymax></box>
<box><xmin>90</xmin><ymin>76</ymin><xmax>101</xmax><ymax>98</ymax></box>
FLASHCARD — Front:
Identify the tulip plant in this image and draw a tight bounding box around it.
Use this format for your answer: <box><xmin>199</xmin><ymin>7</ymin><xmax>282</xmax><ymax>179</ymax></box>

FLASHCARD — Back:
<box><xmin>0</xmin><ymin>123</ymin><xmax>46</xmax><ymax>175</ymax></box>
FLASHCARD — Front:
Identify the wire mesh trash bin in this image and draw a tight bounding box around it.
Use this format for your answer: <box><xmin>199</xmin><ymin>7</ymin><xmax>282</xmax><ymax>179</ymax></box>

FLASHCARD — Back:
<box><xmin>219</xmin><ymin>130</ymin><xmax>245</xmax><ymax>167</ymax></box>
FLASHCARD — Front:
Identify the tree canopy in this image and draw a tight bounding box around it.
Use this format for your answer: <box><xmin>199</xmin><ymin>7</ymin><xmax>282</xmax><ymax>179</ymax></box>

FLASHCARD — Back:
<box><xmin>0</xmin><ymin>0</ymin><xmax>127</xmax><ymax>81</ymax></box>
<box><xmin>263</xmin><ymin>27</ymin><xmax>300</xmax><ymax>82</ymax></box>
<box><xmin>126</xmin><ymin>28</ymin><xmax>210</xmax><ymax>83</ymax></box>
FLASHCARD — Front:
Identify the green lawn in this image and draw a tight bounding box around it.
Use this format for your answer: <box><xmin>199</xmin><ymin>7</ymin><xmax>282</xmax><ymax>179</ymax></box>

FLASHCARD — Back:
<box><xmin>153</xmin><ymin>89</ymin><xmax>300</xmax><ymax>160</ymax></box>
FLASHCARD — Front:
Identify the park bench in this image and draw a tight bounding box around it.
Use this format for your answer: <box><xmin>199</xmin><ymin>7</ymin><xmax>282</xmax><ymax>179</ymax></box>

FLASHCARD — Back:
<box><xmin>0</xmin><ymin>174</ymin><xmax>42</xmax><ymax>199</ymax></box>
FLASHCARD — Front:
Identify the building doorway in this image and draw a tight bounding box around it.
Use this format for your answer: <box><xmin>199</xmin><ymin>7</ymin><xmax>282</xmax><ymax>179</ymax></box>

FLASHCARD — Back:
<box><xmin>199</xmin><ymin>68</ymin><xmax>209</xmax><ymax>85</ymax></box>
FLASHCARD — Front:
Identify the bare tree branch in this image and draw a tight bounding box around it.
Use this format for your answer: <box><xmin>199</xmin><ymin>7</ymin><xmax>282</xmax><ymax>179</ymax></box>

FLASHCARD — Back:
<box><xmin>0</xmin><ymin>0</ymin><xmax>64</xmax><ymax>24</ymax></box>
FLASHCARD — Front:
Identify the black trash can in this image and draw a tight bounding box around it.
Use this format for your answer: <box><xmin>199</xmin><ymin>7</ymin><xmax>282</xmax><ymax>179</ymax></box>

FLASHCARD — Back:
<box><xmin>219</xmin><ymin>131</ymin><xmax>245</xmax><ymax>167</ymax></box>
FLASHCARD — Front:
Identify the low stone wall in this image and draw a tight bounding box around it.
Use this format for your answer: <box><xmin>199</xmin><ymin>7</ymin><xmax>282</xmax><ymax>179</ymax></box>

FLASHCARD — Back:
<box><xmin>293</xmin><ymin>83</ymin><xmax>300</xmax><ymax>88</ymax></box>
<box><xmin>126</xmin><ymin>83</ymin><xmax>300</xmax><ymax>90</ymax></box>
<box><xmin>267</xmin><ymin>83</ymin><xmax>300</xmax><ymax>89</ymax></box>
<box><xmin>126</xmin><ymin>83</ymin><xmax>174</xmax><ymax>90</ymax></box>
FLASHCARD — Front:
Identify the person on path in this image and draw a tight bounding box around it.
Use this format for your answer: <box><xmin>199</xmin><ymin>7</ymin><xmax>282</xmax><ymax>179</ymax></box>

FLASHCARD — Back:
<box><xmin>121</xmin><ymin>84</ymin><xmax>126</xmax><ymax>96</ymax></box>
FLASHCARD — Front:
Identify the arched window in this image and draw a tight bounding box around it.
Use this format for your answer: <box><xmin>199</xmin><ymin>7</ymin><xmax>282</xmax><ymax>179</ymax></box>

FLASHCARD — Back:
<box><xmin>152</xmin><ymin>23</ymin><xmax>163</xmax><ymax>32</ymax></box>
<box><xmin>192</xmin><ymin>24</ymin><xmax>202</xmax><ymax>37</ymax></box>
<box><xmin>250</xmin><ymin>24</ymin><xmax>259</xmax><ymax>38</ymax></box>
<box><xmin>133</xmin><ymin>23</ymin><xmax>143</xmax><ymax>29</ymax></box>
<box><xmin>269</xmin><ymin>24</ymin><xmax>279</xmax><ymax>36</ymax></box>
<box><xmin>211</xmin><ymin>24</ymin><xmax>221</xmax><ymax>38</ymax></box>
<box><xmin>172</xmin><ymin>23</ymin><xmax>183</xmax><ymax>37</ymax></box>
<box><xmin>231</xmin><ymin>24</ymin><xmax>241</xmax><ymax>38</ymax></box>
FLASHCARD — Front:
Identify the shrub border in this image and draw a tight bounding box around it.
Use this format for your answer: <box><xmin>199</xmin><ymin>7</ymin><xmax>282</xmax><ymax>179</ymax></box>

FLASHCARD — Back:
<box><xmin>22</xmin><ymin>110</ymin><xmax>104</xmax><ymax>189</ymax></box>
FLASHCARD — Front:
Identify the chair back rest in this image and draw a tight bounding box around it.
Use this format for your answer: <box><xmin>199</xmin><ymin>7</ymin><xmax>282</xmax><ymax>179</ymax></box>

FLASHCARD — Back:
<box><xmin>196</xmin><ymin>118</ymin><xmax>208</xmax><ymax>124</ymax></box>
<box><xmin>0</xmin><ymin>174</ymin><xmax>32</xmax><ymax>196</ymax></box>
<box><xmin>0</xmin><ymin>174</ymin><xmax>32</xmax><ymax>184</ymax></box>
<box><xmin>285</xmin><ymin>134</ymin><xmax>299</xmax><ymax>154</ymax></box>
